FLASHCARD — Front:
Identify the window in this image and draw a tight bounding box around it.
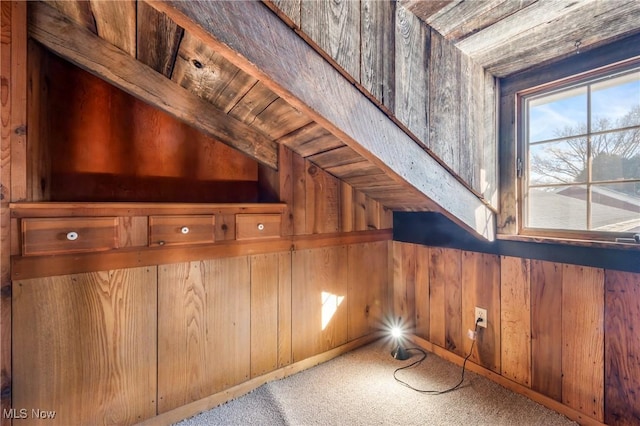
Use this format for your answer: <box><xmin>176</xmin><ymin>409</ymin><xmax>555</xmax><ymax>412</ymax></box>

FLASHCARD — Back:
<box><xmin>519</xmin><ymin>62</ymin><xmax>640</xmax><ymax>242</ymax></box>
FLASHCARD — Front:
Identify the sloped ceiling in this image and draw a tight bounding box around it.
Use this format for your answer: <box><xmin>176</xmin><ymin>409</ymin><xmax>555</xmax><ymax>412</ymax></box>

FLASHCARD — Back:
<box><xmin>402</xmin><ymin>0</ymin><xmax>640</xmax><ymax>77</ymax></box>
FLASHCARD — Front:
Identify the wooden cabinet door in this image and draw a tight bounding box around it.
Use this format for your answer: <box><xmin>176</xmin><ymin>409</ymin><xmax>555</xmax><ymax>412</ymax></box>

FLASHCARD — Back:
<box><xmin>13</xmin><ymin>267</ymin><xmax>157</xmax><ymax>425</ymax></box>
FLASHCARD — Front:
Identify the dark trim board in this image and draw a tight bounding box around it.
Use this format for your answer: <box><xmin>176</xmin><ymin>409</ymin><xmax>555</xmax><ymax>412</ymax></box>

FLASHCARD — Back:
<box><xmin>394</xmin><ymin>212</ymin><xmax>640</xmax><ymax>273</ymax></box>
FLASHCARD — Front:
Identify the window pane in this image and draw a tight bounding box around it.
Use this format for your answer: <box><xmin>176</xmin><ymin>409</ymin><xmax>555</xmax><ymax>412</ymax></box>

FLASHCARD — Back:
<box><xmin>529</xmin><ymin>138</ymin><xmax>587</xmax><ymax>185</ymax></box>
<box><xmin>591</xmin><ymin>71</ymin><xmax>640</xmax><ymax>131</ymax></box>
<box><xmin>527</xmin><ymin>186</ymin><xmax>586</xmax><ymax>230</ymax></box>
<box><xmin>591</xmin><ymin>182</ymin><xmax>640</xmax><ymax>231</ymax></box>
<box><xmin>528</xmin><ymin>86</ymin><xmax>587</xmax><ymax>143</ymax></box>
<box><xmin>592</xmin><ymin>128</ymin><xmax>640</xmax><ymax>181</ymax></box>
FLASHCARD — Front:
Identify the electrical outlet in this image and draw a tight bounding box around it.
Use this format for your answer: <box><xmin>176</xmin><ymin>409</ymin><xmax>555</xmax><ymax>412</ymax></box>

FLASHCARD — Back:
<box><xmin>475</xmin><ymin>307</ymin><xmax>487</xmax><ymax>328</ymax></box>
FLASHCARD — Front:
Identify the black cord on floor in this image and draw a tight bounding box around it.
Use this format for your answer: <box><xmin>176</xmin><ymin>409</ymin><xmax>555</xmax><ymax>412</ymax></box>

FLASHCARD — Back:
<box><xmin>393</xmin><ymin>320</ymin><xmax>481</xmax><ymax>395</ymax></box>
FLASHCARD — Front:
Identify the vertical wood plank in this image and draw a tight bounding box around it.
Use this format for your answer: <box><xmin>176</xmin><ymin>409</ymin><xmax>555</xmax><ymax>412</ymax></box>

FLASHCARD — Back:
<box><xmin>605</xmin><ymin>270</ymin><xmax>640</xmax><ymax>425</ymax></box>
<box><xmin>47</xmin><ymin>0</ymin><xmax>97</xmax><ymax>33</ymax></box>
<box><xmin>13</xmin><ymin>267</ymin><xmax>157</xmax><ymax>424</ymax></box>
<box><xmin>394</xmin><ymin>4</ymin><xmax>429</xmax><ymax>143</ymax></box>
<box><xmin>278</xmin><ymin>252</ymin><xmax>292</xmax><ymax>368</ymax></box>
<box><xmin>414</xmin><ymin>245</ymin><xmax>430</xmax><ymax>340</ymax></box>
<box><xmin>10</xmin><ymin>0</ymin><xmax>26</xmax><ymax>201</ymax></box>
<box><xmin>562</xmin><ymin>264</ymin><xmax>604</xmax><ymax>421</ymax></box>
<box><xmin>251</xmin><ymin>253</ymin><xmax>279</xmax><ymax>378</ymax></box>
<box><xmin>90</xmin><ymin>0</ymin><xmax>137</xmax><ymax>56</ymax></box>
<box><xmin>361</xmin><ymin>0</ymin><xmax>395</xmax><ymax>109</ymax></box>
<box><xmin>301</xmin><ymin>0</ymin><xmax>360</xmax><ymax>81</ymax></box>
<box><xmin>380</xmin><ymin>205</ymin><xmax>394</xmax><ymax>229</ymax></box>
<box><xmin>27</xmin><ymin>40</ymin><xmax>50</xmax><ymax>201</ymax></box>
<box><xmin>392</xmin><ymin>242</ymin><xmax>416</xmax><ymax>330</ymax></box>
<box><xmin>460</xmin><ymin>252</ymin><xmax>500</xmax><ymax>372</ymax></box>
<box><xmin>339</xmin><ymin>181</ymin><xmax>354</xmax><ymax>233</ymax></box>
<box><xmin>136</xmin><ymin>1</ymin><xmax>183</xmax><ymax>78</ymax></box>
<box><xmin>348</xmin><ymin>241</ymin><xmax>388</xmax><ymax>340</ymax></box>
<box><xmin>430</xmin><ymin>31</ymin><xmax>460</xmax><ymax>171</ymax></box>
<box><xmin>353</xmin><ymin>189</ymin><xmax>367</xmax><ymax>231</ymax></box>
<box><xmin>291</xmin><ymin>150</ymin><xmax>307</xmax><ymax>235</ymax></box>
<box><xmin>482</xmin><ymin>71</ymin><xmax>498</xmax><ymax>208</ymax></box>
<box><xmin>530</xmin><ymin>260</ymin><xmax>563</xmax><ymax>401</ymax></box>
<box><xmin>459</xmin><ymin>53</ymin><xmax>484</xmax><ymax>190</ymax></box>
<box><xmin>305</xmin><ymin>160</ymin><xmax>339</xmax><ymax>234</ymax></box>
<box><xmin>429</xmin><ymin>247</ymin><xmax>446</xmax><ymax>347</ymax></box>
<box><xmin>501</xmin><ymin>256</ymin><xmax>531</xmax><ymax>386</ymax></box>
<box><xmin>270</xmin><ymin>0</ymin><xmax>301</xmax><ymax>28</ymax></box>
<box><xmin>278</xmin><ymin>145</ymin><xmax>294</xmax><ymax>237</ymax></box>
<box><xmin>444</xmin><ymin>248</ymin><xmax>463</xmax><ymax>356</ymax></box>
<box><xmin>291</xmin><ymin>246</ymin><xmax>348</xmax><ymax>361</ymax></box>
<box><xmin>365</xmin><ymin>196</ymin><xmax>381</xmax><ymax>231</ymax></box>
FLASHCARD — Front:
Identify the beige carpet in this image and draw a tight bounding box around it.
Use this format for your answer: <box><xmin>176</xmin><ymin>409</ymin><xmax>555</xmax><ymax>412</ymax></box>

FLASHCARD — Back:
<box><xmin>177</xmin><ymin>339</ymin><xmax>577</xmax><ymax>425</ymax></box>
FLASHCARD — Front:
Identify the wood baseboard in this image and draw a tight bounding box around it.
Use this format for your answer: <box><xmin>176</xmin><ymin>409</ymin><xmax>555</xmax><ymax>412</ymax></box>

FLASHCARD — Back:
<box><xmin>137</xmin><ymin>333</ymin><xmax>382</xmax><ymax>426</ymax></box>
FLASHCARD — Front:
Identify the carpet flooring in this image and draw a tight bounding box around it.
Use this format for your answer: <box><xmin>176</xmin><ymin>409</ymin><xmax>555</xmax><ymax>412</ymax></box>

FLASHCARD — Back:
<box><xmin>177</xmin><ymin>339</ymin><xmax>577</xmax><ymax>425</ymax></box>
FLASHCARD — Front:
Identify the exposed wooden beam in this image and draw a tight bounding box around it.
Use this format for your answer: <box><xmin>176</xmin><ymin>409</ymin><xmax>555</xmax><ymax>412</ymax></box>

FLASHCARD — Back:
<box><xmin>28</xmin><ymin>1</ymin><xmax>278</xmax><ymax>169</ymax></box>
<box><xmin>151</xmin><ymin>1</ymin><xmax>495</xmax><ymax>240</ymax></box>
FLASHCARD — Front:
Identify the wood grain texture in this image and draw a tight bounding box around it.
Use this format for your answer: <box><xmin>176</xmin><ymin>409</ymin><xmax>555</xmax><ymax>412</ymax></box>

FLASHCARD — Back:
<box><xmin>13</xmin><ymin>267</ymin><xmax>157</xmax><ymax>425</ymax></box>
<box><xmin>392</xmin><ymin>242</ymin><xmax>416</xmax><ymax>330</ymax></box>
<box><xmin>277</xmin><ymin>145</ymin><xmax>294</xmax><ymax>237</ymax></box>
<box><xmin>278</xmin><ymin>252</ymin><xmax>292</xmax><ymax>368</ymax></box>
<box><xmin>461</xmin><ymin>251</ymin><xmax>500</xmax><ymax>368</ymax></box>
<box><xmin>605</xmin><ymin>270</ymin><xmax>640</xmax><ymax>425</ymax></box>
<box><xmin>500</xmin><ymin>256</ymin><xmax>531</xmax><ymax>386</ymax></box>
<box><xmin>228</xmin><ymin>81</ymin><xmax>279</xmax><ymax>126</ymax></box>
<box><xmin>428</xmin><ymin>247</ymin><xmax>446</xmax><ymax>347</ymax></box>
<box><xmin>172</xmin><ymin>30</ymin><xmax>257</xmax><ymax>113</ymax></box>
<box><xmin>252</xmin><ymin>98</ymin><xmax>311</xmax><ymax>140</ymax></box>
<box><xmin>443</xmin><ymin>248</ymin><xmax>463</xmax><ymax>356</ymax></box>
<box><xmin>251</xmin><ymin>253</ymin><xmax>279</xmax><ymax>377</ymax></box>
<box><xmin>291</xmin><ymin>246</ymin><xmax>348</xmax><ymax>361</ymax></box>
<box><xmin>562</xmin><ymin>264</ymin><xmax>604</xmax><ymax>421</ymax></box>
<box><xmin>429</xmin><ymin>30</ymin><xmax>460</xmax><ymax>172</ymax></box>
<box><xmin>47</xmin><ymin>0</ymin><xmax>97</xmax><ymax>33</ymax></box>
<box><xmin>347</xmin><ymin>241</ymin><xmax>388</xmax><ymax>340</ymax></box>
<box><xmin>278</xmin><ymin>122</ymin><xmax>343</xmax><ymax>159</ymax></box>
<box><xmin>29</xmin><ymin>2</ymin><xmax>278</xmax><ymax>169</ymax></box>
<box><xmin>414</xmin><ymin>244</ymin><xmax>430</xmax><ymax>340</ymax></box>
<box><xmin>90</xmin><ymin>0</ymin><xmax>136</xmax><ymax>56</ymax></box>
<box><xmin>394</xmin><ymin>4</ymin><xmax>428</xmax><ymax>144</ymax></box>
<box><xmin>269</xmin><ymin>0</ymin><xmax>301</xmax><ymax>28</ymax></box>
<box><xmin>531</xmin><ymin>260</ymin><xmax>563</xmax><ymax>401</ymax></box>
<box><xmin>149</xmin><ymin>215</ymin><xmax>215</xmax><ymax>247</ymax></box>
<box><xmin>459</xmin><ymin>53</ymin><xmax>484</xmax><ymax>191</ymax></box>
<box><xmin>361</xmin><ymin>0</ymin><xmax>395</xmax><ymax>109</ymax></box>
<box><xmin>339</xmin><ymin>182</ymin><xmax>354</xmax><ymax>233</ymax></box>
<box><xmin>158</xmin><ymin>257</ymin><xmax>251</xmax><ymax>413</ymax></box>
<box><xmin>301</xmin><ymin>0</ymin><xmax>360</xmax><ymax>81</ymax></box>
<box><xmin>235</xmin><ymin>214</ymin><xmax>281</xmax><ymax>240</ymax></box>
<box><xmin>482</xmin><ymin>71</ymin><xmax>498</xmax><ymax>208</ymax></box>
<box><xmin>10</xmin><ymin>0</ymin><xmax>26</xmax><ymax>202</ymax></box>
<box><xmin>136</xmin><ymin>1</ymin><xmax>183</xmax><ymax>78</ymax></box>
<box><xmin>304</xmin><ymin>161</ymin><xmax>340</xmax><ymax>234</ymax></box>
<box><xmin>117</xmin><ymin>216</ymin><xmax>148</xmax><ymax>247</ymax></box>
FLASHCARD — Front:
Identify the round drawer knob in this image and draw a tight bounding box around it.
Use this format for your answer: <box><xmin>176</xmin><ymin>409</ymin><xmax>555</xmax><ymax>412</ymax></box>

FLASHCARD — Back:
<box><xmin>181</xmin><ymin>226</ymin><xmax>190</xmax><ymax>234</ymax></box>
<box><xmin>158</xmin><ymin>241</ymin><xmax>165</xmax><ymax>246</ymax></box>
<box><xmin>66</xmin><ymin>231</ymin><xmax>79</xmax><ymax>241</ymax></box>
<box><xmin>257</xmin><ymin>223</ymin><xmax>265</xmax><ymax>231</ymax></box>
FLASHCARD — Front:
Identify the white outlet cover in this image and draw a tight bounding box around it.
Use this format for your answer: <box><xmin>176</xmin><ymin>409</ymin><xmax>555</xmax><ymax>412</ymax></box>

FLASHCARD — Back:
<box><xmin>475</xmin><ymin>307</ymin><xmax>487</xmax><ymax>328</ymax></box>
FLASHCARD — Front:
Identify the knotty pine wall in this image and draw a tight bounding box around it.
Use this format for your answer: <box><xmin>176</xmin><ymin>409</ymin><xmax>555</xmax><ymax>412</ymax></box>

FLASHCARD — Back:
<box><xmin>392</xmin><ymin>242</ymin><xmax>640</xmax><ymax>425</ymax></box>
<box><xmin>266</xmin><ymin>0</ymin><xmax>498</xmax><ymax>207</ymax></box>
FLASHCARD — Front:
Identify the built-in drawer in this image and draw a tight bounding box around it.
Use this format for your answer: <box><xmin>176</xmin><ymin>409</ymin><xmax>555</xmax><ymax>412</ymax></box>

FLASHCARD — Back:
<box><xmin>149</xmin><ymin>215</ymin><xmax>215</xmax><ymax>247</ymax></box>
<box><xmin>22</xmin><ymin>217</ymin><xmax>118</xmax><ymax>256</ymax></box>
<box><xmin>235</xmin><ymin>214</ymin><xmax>281</xmax><ymax>240</ymax></box>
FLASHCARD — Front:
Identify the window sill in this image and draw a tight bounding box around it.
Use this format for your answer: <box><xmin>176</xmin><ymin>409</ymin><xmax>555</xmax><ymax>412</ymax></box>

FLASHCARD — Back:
<box><xmin>496</xmin><ymin>233</ymin><xmax>640</xmax><ymax>251</ymax></box>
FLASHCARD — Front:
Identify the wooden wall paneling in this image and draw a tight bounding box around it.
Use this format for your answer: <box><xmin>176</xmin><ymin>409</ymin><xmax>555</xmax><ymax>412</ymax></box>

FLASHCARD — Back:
<box><xmin>10</xmin><ymin>0</ymin><xmax>26</xmax><ymax>201</ymax></box>
<box><xmin>158</xmin><ymin>257</ymin><xmax>251</xmax><ymax>413</ymax></box>
<box><xmin>136</xmin><ymin>1</ymin><xmax>184</xmax><ymax>78</ymax></box>
<box><xmin>291</xmin><ymin>246</ymin><xmax>348</xmax><ymax>361</ymax></box>
<box><xmin>605</xmin><ymin>270</ymin><xmax>640</xmax><ymax>425</ymax></box>
<box><xmin>497</xmin><ymin>88</ymin><xmax>517</xmax><ymax>234</ymax></box>
<box><xmin>278</xmin><ymin>145</ymin><xmax>294</xmax><ymax>236</ymax></box>
<box><xmin>444</xmin><ymin>249</ymin><xmax>463</xmax><ymax>357</ymax></box>
<box><xmin>347</xmin><ymin>241</ymin><xmax>388</xmax><ymax>340</ymax></box>
<box><xmin>13</xmin><ymin>267</ymin><xmax>157</xmax><ymax>424</ymax></box>
<box><xmin>361</xmin><ymin>0</ymin><xmax>395</xmax><ymax>110</ymax></box>
<box><xmin>429</xmin><ymin>31</ymin><xmax>461</xmax><ymax>173</ymax></box>
<box><xmin>461</xmin><ymin>250</ymin><xmax>500</xmax><ymax>368</ymax></box>
<box><xmin>392</xmin><ymin>242</ymin><xmax>416</xmax><ymax>331</ymax></box>
<box><xmin>353</xmin><ymin>189</ymin><xmax>367</xmax><ymax>232</ymax></box>
<box><xmin>500</xmin><ymin>256</ymin><xmax>531</xmax><ymax>386</ymax></box>
<box><xmin>394</xmin><ymin>4</ymin><xmax>429</xmax><ymax>144</ymax></box>
<box><xmin>482</xmin><ymin>71</ymin><xmax>498</xmax><ymax>208</ymax></box>
<box><xmin>89</xmin><ymin>0</ymin><xmax>137</xmax><ymax>56</ymax></box>
<box><xmin>117</xmin><ymin>216</ymin><xmax>148</xmax><ymax>247</ymax></box>
<box><xmin>339</xmin><ymin>182</ymin><xmax>354</xmax><ymax>233</ymax></box>
<box><xmin>171</xmin><ymin>31</ymin><xmax>257</xmax><ymax>113</ymax></box>
<box><xmin>291</xmin><ymin>151</ymin><xmax>307</xmax><ymax>235</ymax></box>
<box><xmin>305</xmin><ymin>160</ymin><xmax>340</xmax><ymax>234</ymax></box>
<box><xmin>250</xmin><ymin>253</ymin><xmax>279</xmax><ymax>378</ymax></box>
<box><xmin>562</xmin><ymin>264</ymin><xmax>605</xmax><ymax>421</ymax></box>
<box><xmin>364</xmin><ymin>196</ymin><xmax>380</xmax><ymax>231</ymax></box>
<box><xmin>278</xmin><ymin>252</ymin><xmax>292</xmax><ymax>368</ymax></box>
<box><xmin>530</xmin><ymin>260</ymin><xmax>563</xmax><ymax>401</ymax></box>
<box><xmin>459</xmin><ymin>53</ymin><xmax>484</xmax><ymax>191</ymax></box>
<box><xmin>414</xmin><ymin>245</ymin><xmax>430</xmax><ymax>340</ymax></box>
<box><xmin>428</xmin><ymin>247</ymin><xmax>446</xmax><ymax>347</ymax></box>
<box><xmin>380</xmin><ymin>205</ymin><xmax>393</xmax><ymax>230</ymax></box>
<box><xmin>269</xmin><ymin>0</ymin><xmax>301</xmax><ymax>28</ymax></box>
<box><xmin>47</xmin><ymin>0</ymin><xmax>97</xmax><ymax>33</ymax></box>
<box><xmin>27</xmin><ymin>40</ymin><xmax>50</xmax><ymax>201</ymax></box>
<box><xmin>300</xmin><ymin>0</ymin><xmax>360</xmax><ymax>81</ymax></box>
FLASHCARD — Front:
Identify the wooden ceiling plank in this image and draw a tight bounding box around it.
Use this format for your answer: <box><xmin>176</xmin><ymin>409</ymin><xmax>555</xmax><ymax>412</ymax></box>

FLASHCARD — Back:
<box><xmin>136</xmin><ymin>1</ymin><xmax>183</xmax><ymax>78</ymax></box>
<box><xmin>399</xmin><ymin>0</ymin><xmax>458</xmax><ymax>24</ymax></box>
<box><xmin>172</xmin><ymin>31</ymin><xmax>258</xmax><ymax>113</ymax></box>
<box><xmin>228</xmin><ymin>81</ymin><xmax>279</xmax><ymax>125</ymax></box>
<box><xmin>325</xmin><ymin>161</ymin><xmax>382</xmax><ymax>180</ymax></box>
<box><xmin>307</xmin><ymin>146</ymin><xmax>365</xmax><ymax>169</ymax></box>
<box><xmin>89</xmin><ymin>0</ymin><xmax>136</xmax><ymax>56</ymax></box>
<box><xmin>482</xmin><ymin>1</ymin><xmax>640</xmax><ymax>77</ymax></box>
<box><xmin>155</xmin><ymin>0</ymin><xmax>495</xmax><ymax>239</ymax></box>
<box><xmin>252</xmin><ymin>98</ymin><xmax>312</xmax><ymax>140</ymax></box>
<box><xmin>277</xmin><ymin>122</ymin><xmax>344</xmax><ymax>158</ymax></box>
<box><xmin>28</xmin><ymin>1</ymin><xmax>278</xmax><ymax>169</ymax></box>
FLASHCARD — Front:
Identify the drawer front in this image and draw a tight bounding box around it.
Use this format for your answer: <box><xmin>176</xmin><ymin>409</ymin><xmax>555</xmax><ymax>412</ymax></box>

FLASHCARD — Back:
<box><xmin>235</xmin><ymin>214</ymin><xmax>281</xmax><ymax>240</ymax></box>
<box><xmin>149</xmin><ymin>215</ymin><xmax>215</xmax><ymax>247</ymax></box>
<box><xmin>22</xmin><ymin>217</ymin><xmax>118</xmax><ymax>256</ymax></box>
